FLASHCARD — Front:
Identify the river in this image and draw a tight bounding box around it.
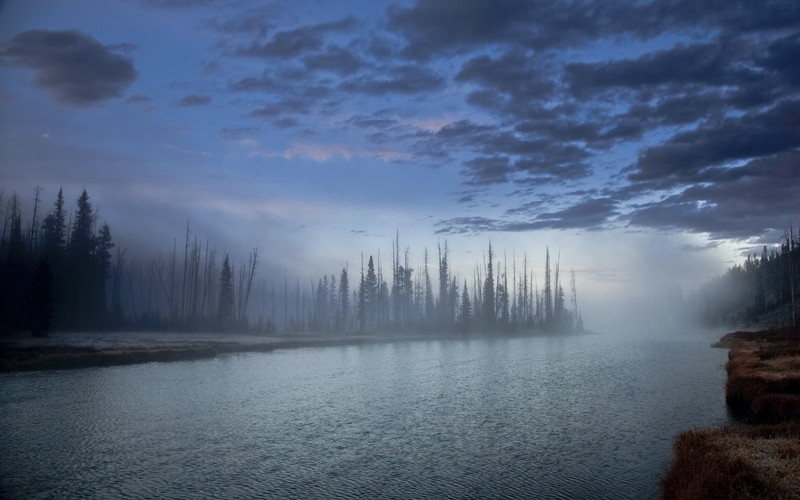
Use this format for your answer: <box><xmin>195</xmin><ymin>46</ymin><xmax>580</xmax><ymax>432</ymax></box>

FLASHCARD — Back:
<box><xmin>0</xmin><ymin>330</ymin><xmax>730</xmax><ymax>499</ymax></box>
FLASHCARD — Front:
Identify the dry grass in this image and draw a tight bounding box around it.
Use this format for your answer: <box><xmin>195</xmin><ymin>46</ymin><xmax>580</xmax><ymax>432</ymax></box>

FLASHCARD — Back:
<box><xmin>661</xmin><ymin>424</ymin><xmax>800</xmax><ymax>499</ymax></box>
<box><xmin>725</xmin><ymin>330</ymin><xmax>800</xmax><ymax>424</ymax></box>
<box><xmin>662</xmin><ymin>328</ymin><xmax>800</xmax><ymax>499</ymax></box>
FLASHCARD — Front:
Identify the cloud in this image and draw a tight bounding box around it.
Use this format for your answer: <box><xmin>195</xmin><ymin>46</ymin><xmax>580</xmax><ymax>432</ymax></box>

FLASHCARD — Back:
<box><xmin>628</xmin><ymin>151</ymin><xmax>800</xmax><ymax>240</ymax></box>
<box><xmin>387</xmin><ymin>0</ymin><xmax>615</xmax><ymax>59</ymax></box>
<box><xmin>241</xmin><ymin>141</ymin><xmax>406</xmax><ymax>163</ymax></box>
<box><xmin>236</xmin><ymin>17</ymin><xmax>357</xmax><ymax>59</ymax></box>
<box><xmin>462</xmin><ymin>156</ymin><xmax>513</xmax><ymax>185</ymax></box>
<box><xmin>303</xmin><ymin>45</ymin><xmax>362</xmax><ymax>75</ymax></box>
<box><xmin>247</xmin><ymin>99</ymin><xmax>309</xmax><ymax>118</ymax></box>
<box><xmin>565</xmin><ymin>40</ymin><xmax>742</xmax><ymax>96</ymax></box>
<box><xmin>1</xmin><ymin>29</ymin><xmax>136</xmax><ymax>106</ymax></box>
<box><xmin>457</xmin><ymin>50</ymin><xmax>556</xmax><ymax>101</ymax></box>
<box><xmin>173</xmin><ymin>94</ymin><xmax>212</xmax><ymax>106</ymax></box>
<box><xmin>630</xmin><ymin>99</ymin><xmax>800</xmax><ymax>182</ymax></box>
<box><xmin>341</xmin><ymin>64</ymin><xmax>443</xmax><ymax>95</ymax></box>
<box><xmin>435</xmin><ymin>197</ymin><xmax>619</xmax><ymax>234</ymax></box>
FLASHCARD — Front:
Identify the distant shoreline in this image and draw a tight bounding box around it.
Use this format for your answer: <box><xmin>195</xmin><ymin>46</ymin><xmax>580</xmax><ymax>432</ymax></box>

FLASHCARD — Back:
<box><xmin>0</xmin><ymin>329</ymin><xmax>595</xmax><ymax>373</ymax></box>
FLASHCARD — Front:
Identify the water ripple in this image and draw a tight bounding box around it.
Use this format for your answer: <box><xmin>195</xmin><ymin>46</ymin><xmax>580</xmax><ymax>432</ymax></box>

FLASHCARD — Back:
<box><xmin>1</xmin><ymin>332</ymin><xmax>730</xmax><ymax>499</ymax></box>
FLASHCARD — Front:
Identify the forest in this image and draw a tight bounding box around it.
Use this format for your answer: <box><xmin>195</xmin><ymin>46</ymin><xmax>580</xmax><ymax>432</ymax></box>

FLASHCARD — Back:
<box><xmin>696</xmin><ymin>228</ymin><xmax>799</xmax><ymax>328</ymax></box>
<box><xmin>0</xmin><ymin>187</ymin><xmax>583</xmax><ymax>337</ymax></box>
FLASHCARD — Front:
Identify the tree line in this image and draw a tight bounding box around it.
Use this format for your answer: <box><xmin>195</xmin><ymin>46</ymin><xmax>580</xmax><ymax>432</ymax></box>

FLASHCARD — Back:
<box><xmin>1</xmin><ymin>187</ymin><xmax>584</xmax><ymax>336</ymax></box>
<box><xmin>696</xmin><ymin>227</ymin><xmax>799</xmax><ymax>328</ymax></box>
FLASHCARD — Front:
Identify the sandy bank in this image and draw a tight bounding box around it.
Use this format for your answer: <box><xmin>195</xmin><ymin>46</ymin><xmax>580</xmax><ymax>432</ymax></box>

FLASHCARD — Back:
<box><xmin>662</xmin><ymin>327</ymin><xmax>800</xmax><ymax>499</ymax></box>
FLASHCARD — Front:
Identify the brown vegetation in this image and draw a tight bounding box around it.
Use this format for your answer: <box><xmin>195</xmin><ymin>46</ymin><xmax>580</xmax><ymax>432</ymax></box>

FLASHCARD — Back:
<box><xmin>662</xmin><ymin>327</ymin><xmax>800</xmax><ymax>499</ymax></box>
<box><xmin>724</xmin><ymin>328</ymin><xmax>800</xmax><ymax>424</ymax></box>
<box><xmin>662</xmin><ymin>424</ymin><xmax>800</xmax><ymax>499</ymax></box>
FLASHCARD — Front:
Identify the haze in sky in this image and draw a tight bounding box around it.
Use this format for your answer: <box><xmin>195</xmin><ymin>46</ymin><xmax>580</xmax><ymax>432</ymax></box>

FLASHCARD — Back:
<box><xmin>1</xmin><ymin>0</ymin><xmax>798</xmax><ymax>331</ymax></box>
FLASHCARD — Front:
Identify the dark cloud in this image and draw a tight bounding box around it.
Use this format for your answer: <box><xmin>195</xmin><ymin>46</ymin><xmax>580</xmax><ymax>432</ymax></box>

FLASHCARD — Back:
<box><xmin>173</xmin><ymin>94</ymin><xmax>212</xmax><ymax>106</ymax></box>
<box><xmin>236</xmin><ymin>17</ymin><xmax>357</xmax><ymax>59</ymax></box>
<box><xmin>341</xmin><ymin>64</ymin><xmax>443</xmax><ymax>95</ymax></box>
<box><xmin>387</xmin><ymin>0</ymin><xmax>624</xmax><ymax>59</ymax></box>
<box><xmin>1</xmin><ymin>29</ymin><xmax>136</xmax><ymax>106</ymax></box>
<box><xmin>457</xmin><ymin>50</ymin><xmax>556</xmax><ymax>102</ymax></box>
<box><xmin>462</xmin><ymin>156</ymin><xmax>513</xmax><ymax>185</ymax></box>
<box><xmin>761</xmin><ymin>32</ymin><xmax>800</xmax><ymax>86</ymax></box>
<box><xmin>303</xmin><ymin>45</ymin><xmax>362</xmax><ymax>75</ymax></box>
<box><xmin>628</xmin><ymin>151</ymin><xmax>800</xmax><ymax>240</ymax></box>
<box><xmin>248</xmin><ymin>99</ymin><xmax>308</xmax><ymax>118</ymax></box>
<box><xmin>565</xmin><ymin>40</ymin><xmax>746</xmax><ymax>96</ymax></box>
<box><xmin>435</xmin><ymin>197</ymin><xmax>619</xmax><ymax>234</ymax></box>
<box><xmin>229</xmin><ymin>74</ymin><xmax>283</xmax><ymax>92</ymax></box>
<box><xmin>631</xmin><ymin>99</ymin><xmax>800</xmax><ymax>181</ymax></box>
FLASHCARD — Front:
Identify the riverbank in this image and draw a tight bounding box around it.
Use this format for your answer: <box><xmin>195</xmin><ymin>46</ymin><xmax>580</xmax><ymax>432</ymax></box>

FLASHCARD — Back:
<box><xmin>662</xmin><ymin>327</ymin><xmax>800</xmax><ymax>499</ymax></box>
<box><xmin>0</xmin><ymin>331</ymin><xmax>407</xmax><ymax>371</ymax></box>
<box><xmin>0</xmin><ymin>329</ymin><xmax>595</xmax><ymax>372</ymax></box>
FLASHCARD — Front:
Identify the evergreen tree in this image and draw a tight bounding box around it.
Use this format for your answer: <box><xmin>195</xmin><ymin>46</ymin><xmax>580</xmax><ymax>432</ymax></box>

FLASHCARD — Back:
<box><xmin>365</xmin><ymin>255</ymin><xmax>378</xmax><ymax>330</ymax></box>
<box><xmin>483</xmin><ymin>241</ymin><xmax>495</xmax><ymax>326</ymax></box>
<box><xmin>338</xmin><ymin>266</ymin><xmax>349</xmax><ymax>331</ymax></box>
<box><xmin>424</xmin><ymin>249</ymin><xmax>434</xmax><ymax>326</ymax></box>
<box><xmin>544</xmin><ymin>247</ymin><xmax>553</xmax><ymax>329</ymax></box>
<box><xmin>41</xmin><ymin>188</ymin><xmax>66</xmax><ymax>261</ymax></box>
<box><xmin>438</xmin><ymin>242</ymin><xmax>449</xmax><ymax>326</ymax></box>
<box><xmin>31</xmin><ymin>256</ymin><xmax>54</xmax><ymax>337</ymax></box>
<box><xmin>218</xmin><ymin>254</ymin><xmax>234</xmax><ymax>327</ymax></box>
<box><xmin>460</xmin><ymin>279</ymin><xmax>471</xmax><ymax>332</ymax></box>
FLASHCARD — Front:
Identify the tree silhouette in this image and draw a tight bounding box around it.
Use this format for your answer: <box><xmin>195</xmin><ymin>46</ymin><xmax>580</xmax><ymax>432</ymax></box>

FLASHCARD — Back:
<box><xmin>31</xmin><ymin>256</ymin><xmax>54</xmax><ymax>337</ymax></box>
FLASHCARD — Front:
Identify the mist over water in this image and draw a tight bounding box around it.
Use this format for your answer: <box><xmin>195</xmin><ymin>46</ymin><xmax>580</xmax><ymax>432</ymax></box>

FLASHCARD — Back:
<box><xmin>1</xmin><ymin>330</ymin><xmax>729</xmax><ymax>499</ymax></box>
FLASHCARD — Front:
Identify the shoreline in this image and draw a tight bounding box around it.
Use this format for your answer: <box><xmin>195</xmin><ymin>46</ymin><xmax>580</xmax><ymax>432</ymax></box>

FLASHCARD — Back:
<box><xmin>661</xmin><ymin>326</ymin><xmax>800</xmax><ymax>499</ymax></box>
<box><xmin>0</xmin><ymin>328</ymin><xmax>596</xmax><ymax>372</ymax></box>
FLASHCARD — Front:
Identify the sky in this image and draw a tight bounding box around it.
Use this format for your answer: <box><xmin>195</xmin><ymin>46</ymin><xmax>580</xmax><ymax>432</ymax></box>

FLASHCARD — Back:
<box><xmin>1</xmin><ymin>0</ymin><xmax>798</xmax><ymax>330</ymax></box>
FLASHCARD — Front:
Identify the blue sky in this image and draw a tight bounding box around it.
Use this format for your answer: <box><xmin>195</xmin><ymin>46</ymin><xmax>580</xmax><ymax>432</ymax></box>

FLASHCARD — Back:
<box><xmin>1</xmin><ymin>0</ymin><xmax>798</xmax><ymax>329</ymax></box>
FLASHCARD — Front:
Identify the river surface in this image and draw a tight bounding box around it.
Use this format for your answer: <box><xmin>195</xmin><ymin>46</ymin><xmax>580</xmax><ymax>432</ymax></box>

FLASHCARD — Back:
<box><xmin>0</xmin><ymin>330</ymin><xmax>730</xmax><ymax>499</ymax></box>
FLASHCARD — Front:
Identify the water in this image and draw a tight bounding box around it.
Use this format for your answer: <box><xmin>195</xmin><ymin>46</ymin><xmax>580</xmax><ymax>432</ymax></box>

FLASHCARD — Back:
<box><xmin>0</xmin><ymin>330</ymin><xmax>730</xmax><ymax>499</ymax></box>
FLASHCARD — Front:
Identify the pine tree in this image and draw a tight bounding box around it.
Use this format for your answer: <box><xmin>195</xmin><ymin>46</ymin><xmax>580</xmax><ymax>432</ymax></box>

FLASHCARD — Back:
<box><xmin>365</xmin><ymin>255</ymin><xmax>378</xmax><ymax>330</ymax></box>
<box><xmin>218</xmin><ymin>254</ymin><xmax>234</xmax><ymax>327</ymax></box>
<box><xmin>438</xmin><ymin>241</ymin><xmax>449</xmax><ymax>327</ymax></box>
<box><xmin>41</xmin><ymin>188</ymin><xmax>66</xmax><ymax>260</ymax></box>
<box><xmin>483</xmin><ymin>241</ymin><xmax>495</xmax><ymax>326</ymax></box>
<box><xmin>338</xmin><ymin>266</ymin><xmax>349</xmax><ymax>331</ymax></box>
<box><xmin>460</xmin><ymin>279</ymin><xmax>471</xmax><ymax>332</ymax></box>
<box><xmin>544</xmin><ymin>247</ymin><xmax>553</xmax><ymax>329</ymax></box>
<box><xmin>31</xmin><ymin>256</ymin><xmax>54</xmax><ymax>337</ymax></box>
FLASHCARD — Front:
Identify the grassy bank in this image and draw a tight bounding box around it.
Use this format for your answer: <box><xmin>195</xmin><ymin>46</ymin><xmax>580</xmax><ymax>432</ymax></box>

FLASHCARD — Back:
<box><xmin>662</xmin><ymin>327</ymin><xmax>800</xmax><ymax>499</ymax></box>
<box><xmin>0</xmin><ymin>332</ymin><xmax>405</xmax><ymax>372</ymax></box>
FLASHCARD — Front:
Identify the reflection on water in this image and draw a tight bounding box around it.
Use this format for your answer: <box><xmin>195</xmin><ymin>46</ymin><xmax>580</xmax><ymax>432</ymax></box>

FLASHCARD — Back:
<box><xmin>0</xmin><ymin>331</ymin><xmax>729</xmax><ymax>499</ymax></box>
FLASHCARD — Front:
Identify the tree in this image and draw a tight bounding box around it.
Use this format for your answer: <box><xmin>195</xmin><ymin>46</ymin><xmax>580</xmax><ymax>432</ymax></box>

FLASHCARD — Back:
<box><xmin>218</xmin><ymin>254</ymin><xmax>234</xmax><ymax>327</ymax></box>
<box><xmin>483</xmin><ymin>241</ymin><xmax>495</xmax><ymax>326</ymax></box>
<box><xmin>41</xmin><ymin>187</ymin><xmax>66</xmax><ymax>261</ymax></box>
<box><xmin>364</xmin><ymin>255</ymin><xmax>378</xmax><ymax>330</ymax></box>
<box><xmin>31</xmin><ymin>256</ymin><xmax>54</xmax><ymax>337</ymax></box>
<box><xmin>460</xmin><ymin>279</ymin><xmax>471</xmax><ymax>332</ymax></box>
<box><xmin>544</xmin><ymin>247</ymin><xmax>553</xmax><ymax>329</ymax></box>
<box><xmin>438</xmin><ymin>241</ymin><xmax>450</xmax><ymax>326</ymax></box>
<box><xmin>89</xmin><ymin>223</ymin><xmax>115</xmax><ymax>326</ymax></box>
<box><xmin>338</xmin><ymin>266</ymin><xmax>349</xmax><ymax>331</ymax></box>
